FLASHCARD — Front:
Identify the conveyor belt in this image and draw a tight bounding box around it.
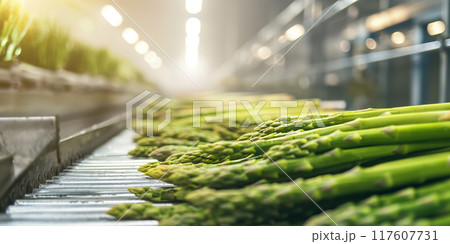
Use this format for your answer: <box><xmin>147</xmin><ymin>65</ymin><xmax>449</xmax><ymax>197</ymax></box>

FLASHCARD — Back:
<box><xmin>0</xmin><ymin>130</ymin><xmax>174</xmax><ymax>225</ymax></box>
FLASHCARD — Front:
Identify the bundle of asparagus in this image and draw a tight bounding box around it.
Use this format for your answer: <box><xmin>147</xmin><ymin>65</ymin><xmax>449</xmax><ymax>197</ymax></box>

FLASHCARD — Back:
<box><xmin>128</xmin><ymin>98</ymin><xmax>321</xmax><ymax>158</ymax></box>
<box><xmin>109</xmin><ymin>151</ymin><xmax>450</xmax><ymax>225</ymax></box>
<box><xmin>130</xmin><ymin>98</ymin><xmax>322</xmax><ymax>150</ymax></box>
<box><xmin>144</xmin><ymin>140</ymin><xmax>450</xmax><ymax>189</ymax></box>
<box><xmin>241</xmin><ymin>103</ymin><xmax>450</xmax><ymax>141</ymax></box>
<box><xmin>111</xmin><ymin>102</ymin><xmax>450</xmax><ymax>225</ymax></box>
<box><xmin>151</xmin><ymin>110</ymin><xmax>450</xmax><ymax>165</ymax></box>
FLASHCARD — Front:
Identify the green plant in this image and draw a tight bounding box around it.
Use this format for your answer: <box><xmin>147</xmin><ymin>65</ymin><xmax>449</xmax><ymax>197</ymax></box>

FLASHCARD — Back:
<box><xmin>19</xmin><ymin>18</ymin><xmax>70</xmax><ymax>70</ymax></box>
<box><xmin>0</xmin><ymin>0</ymin><xmax>32</xmax><ymax>64</ymax></box>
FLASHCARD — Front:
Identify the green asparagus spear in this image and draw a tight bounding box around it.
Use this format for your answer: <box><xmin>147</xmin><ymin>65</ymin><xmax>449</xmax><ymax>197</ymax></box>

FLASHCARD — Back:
<box><xmin>149</xmin><ymin>145</ymin><xmax>191</xmax><ymax>161</ymax></box>
<box><xmin>128</xmin><ymin>187</ymin><xmax>190</xmax><ymax>202</ymax></box>
<box><xmin>303</xmin><ymin>121</ymin><xmax>450</xmax><ymax>153</ymax></box>
<box><xmin>106</xmin><ymin>202</ymin><xmax>209</xmax><ymax>224</ymax></box>
<box><xmin>172</xmin><ymin>140</ymin><xmax>283</xmax><ymax>164</ymax></box>
<box><xmin>137</xmin><ymin>137</ymin><xmax>195</xmax><ymax>147</ymax></box>
<box><xmin>128</xmin><ymin>146</ymin><xmax>157</xmax><ymax>157</ymax></box>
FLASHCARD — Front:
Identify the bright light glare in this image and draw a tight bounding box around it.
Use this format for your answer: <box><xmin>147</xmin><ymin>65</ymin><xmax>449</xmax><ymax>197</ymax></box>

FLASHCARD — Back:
<box><xmin>186</xmin><ymin>18</ymin><xmax>201</xmax><ymax>35</ymax></box>
<box><xmin>285</xmin><ymin>24</ymin><xmax>305</xmax><ymax>41</ymax></box>
<box><xmin>186</xmin><ymin>48</ymin><xmax>199</xmax><ymax>69</ymax></box>
<box><xmin>122</xmin><ymin>28</ymin><xmax>139</xmax><ymax>44</ymax></box>
<box><xmin>185</xmin><ymin>17</ymin><xmax>201</xmax><ymax>70</ymax></box>
<box><xmin>427</xmin><ymin>21</ymin><xmax>446</xmax><ymax>36</ymax></box>
<box><xmin>186</xmin><ymin>35</ymin><xmax>200</xmax><ymax>48</ymax></box>
<box><xmin>145</xmin><ymin>51</ymin><xmax>162</xmax><ymax>69</ymax></box>
<box><xmin>365</xmin><ymin>38</ymin><xmax>377</xmax><ymax>50</ymax></box>
<box><xmin>391</xmin><ymin>31</ymin><xmax>405</xmax><ymax>45</ymax></box>
<box><xmin>256</xmin><ymin>46</ymin><xmax>272</xmax><ymax>60</ymax></box>
<box><xmin>186</xmin><ymin>0</ymin><xmax>202</xmax><ymax>14</ymax></box>
<box><xmin>101</xmin><ymin>5</ymin><xmax>123</xmax><ymax>27</ymax></box>
<box><xmin>135</xmin><ymin>41</ymin><xmax>149</xmax><ymax>55</ymax></box>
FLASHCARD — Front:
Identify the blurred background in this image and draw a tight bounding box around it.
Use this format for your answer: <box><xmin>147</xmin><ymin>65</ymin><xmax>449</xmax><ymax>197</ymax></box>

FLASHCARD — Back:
<box><xmin>2</xmin><ymin>0</ymin><xmax>450</xmax><ymax>134</ymax></box>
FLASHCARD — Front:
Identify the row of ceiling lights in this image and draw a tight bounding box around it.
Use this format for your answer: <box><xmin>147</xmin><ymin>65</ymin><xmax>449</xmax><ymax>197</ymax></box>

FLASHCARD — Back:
<box><xmin>249</xmin><ymin>2</ymin><xmax>446</xmax><ymax>65</ymax></box>
<box><xmin>340</xmin><ymin>20</ymin><xmax>446</xmax><ymax>53</ymax></box>
<box><xmin>185</xmin><ymin>0</ymin><xmax>202</xmax><ymax>70</ymax></box>
<box><xmin>101</xmin><ymin>5</ymin><xmax>162</xmax><ymax>70</ymax></box>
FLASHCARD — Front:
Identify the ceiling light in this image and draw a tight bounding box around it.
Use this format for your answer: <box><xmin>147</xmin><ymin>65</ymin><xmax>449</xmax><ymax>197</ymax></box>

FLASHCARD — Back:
<box><xmin>135</xmin><ymin>41</ymin><xmax>149</xmax><ymax>55</ymax></box>
<box><xmin>285</xmin><ymin>24</ymin><xmax>305</xmax><ymax>41</ymax></box>
<box><xmin>186</xmin><ymin>17</ymin><xmax>201</xmax><ymax>35</ymax></box>
<box><xmin>391</xmin><ymin>31</ymin><xmax>405</xmax><ymax>45</ymax></box>
<box><xmin>186</xmin><ymin>0</ymin><xmax>203</xmax><ymax>14</ymax></box>
<box><xmin>365</xmin><ymin>38</ymin><xmax>377</xmax><ymax>50</ymax></box>
<box><xmin>122</xmin><ymin>28</ymin><xmax>139</xmax><ymax>44</ymax></box>
<box><xmin>427</xmin><ymin>20</ymin><xmax>446</xmax><ymax>36</ymax></box>
<box><xmin>101</xmin><ymin>5</ymin><xmax>122</xmax><ymax>27</ymax></box>
<box><xmin>256</xmin><ymin>46</ymin><xmax>272</xmax><ymax>60</ymax></box>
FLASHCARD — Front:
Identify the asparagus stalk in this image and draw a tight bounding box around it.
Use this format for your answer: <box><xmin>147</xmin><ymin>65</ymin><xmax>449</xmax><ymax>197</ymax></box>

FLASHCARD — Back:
<box><xmin>106</xmin><ymin>202</ymin><xmax>209</xmax><ymax>225</ymax></box>
<box><xmin>182</xmin><ymin>151</ymin><xmax>450</xmax><ymax>225</ymax></box>
<box><xmin>303</xmin><ymin>121</ymin><xmax>450</xmax><ymax>153</ymax></box>
<box><xmin>172</xmin><ymin>140</ymin><xmax>283</xmax><ymax>164</ymax></box>
<box><xmin>128</xmin><ymin>187</ymin><xmax>191</xmax><ymax>202</ymax></box>
<box><xmin>148</xmin><ymin>145</ymin><xmax>191</xmax><ymax>161</ymax></box>
<box><xmin>138</xmin><ymin>153</ymin><xmax>233</xmax><ymax>175</ymax></box>
<box><xmin>251</xmin><ymin>114</ymin><xmax>330</xmax><ymax>139</ymax></box>
<box><xmin>159</xmin><ymin>127</ymin><xmax>222</xmax><ymax>142</ymax></box>
<box><xmin>264</xmin><ymin>137</ymin><xmax>316</xmax><ymax>160</ymax></box>
<box><xmin>128</xmin><ymin>146</ymin><xmax>157</xmax><ymax>157</ymax></box>
<box><xmin>137</xmin><ymin>137</ymin><xmax>195</xmax><ymax>147</ymax></box>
